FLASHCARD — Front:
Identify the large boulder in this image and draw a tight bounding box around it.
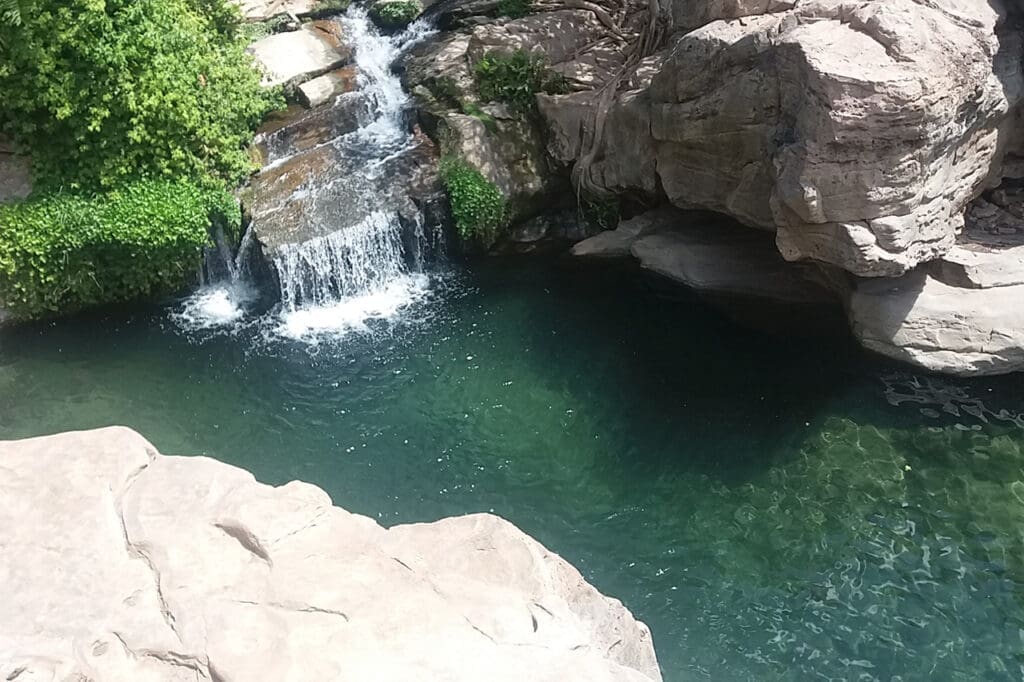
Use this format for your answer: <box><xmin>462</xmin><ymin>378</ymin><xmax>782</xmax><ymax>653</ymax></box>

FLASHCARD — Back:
<box><xmin>541</xmin><ymin>0</ymin><xmax>1024</xmax><ymax>277</ymax></box>
<box><xmin>0</xmin><ymin>427</ymin><xmax>662</xmax><ymax>682</ymax></box>
<box><xmin>848</xmin><ymin>271</ymin><xmax>1024</xmax><ymax>376</ymax></box>
<box><xmin>248</xmin><ymin>20</ymin><xmax>353</xmax><ymax>88</ymax></box>
<box><xmin>848</xmin><ymin>188</ymin><xmax>1024</xmax><ymax>375</ymax></box>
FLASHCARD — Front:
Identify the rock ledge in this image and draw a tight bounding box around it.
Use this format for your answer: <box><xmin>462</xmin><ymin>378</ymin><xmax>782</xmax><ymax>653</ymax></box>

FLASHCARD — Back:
<box><xmin>0</xmin><ymin>427</ymin><xmax>661</xmax><ymax>682</ymax></box>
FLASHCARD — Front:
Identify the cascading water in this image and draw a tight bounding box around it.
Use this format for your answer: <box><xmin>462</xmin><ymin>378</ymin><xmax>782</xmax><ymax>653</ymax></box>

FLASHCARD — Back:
<box><xmin>176</xmin><ymin>8</ymin><xmax>443</xmax><ymax>338</ymax></box>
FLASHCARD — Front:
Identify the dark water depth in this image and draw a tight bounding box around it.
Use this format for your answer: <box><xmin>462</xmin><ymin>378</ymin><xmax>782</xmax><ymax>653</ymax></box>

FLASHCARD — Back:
<box><xmin>2</xmin><ymin>260</ymin><xmax>1024</xmax><ymax>680</ymax></box>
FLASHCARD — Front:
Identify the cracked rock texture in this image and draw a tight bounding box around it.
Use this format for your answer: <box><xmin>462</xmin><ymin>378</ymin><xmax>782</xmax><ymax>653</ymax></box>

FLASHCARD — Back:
<box><xmin>543</xmin><ymin>0</ymin><xmax>1024</xmax><ymax>278</ymax></box>
<box><xmin>0</xmin><ymin>427</ymin><xmax>661</xmax><ymax>682</ymax></box>
<box><xmin>419</xmin><ymin>0</ymin><xmax>1024</xmax><ymax>375</ymax></box>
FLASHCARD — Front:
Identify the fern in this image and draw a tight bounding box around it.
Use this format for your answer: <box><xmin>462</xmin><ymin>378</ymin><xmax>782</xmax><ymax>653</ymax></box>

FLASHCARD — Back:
<box><xmin>0</xmin><ymin>0</ymin><xmax>26</xmax><ymax>26</ymax></box>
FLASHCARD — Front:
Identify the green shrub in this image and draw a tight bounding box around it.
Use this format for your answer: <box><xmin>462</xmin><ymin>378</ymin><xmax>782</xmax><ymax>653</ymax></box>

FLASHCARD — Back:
<box><xmin>0</xmin><ymin>0</ymin><xmax>282</xmax><ymax>191</ymax></box>
<box><xmin>439</xmin><ymin>156</ymin><xmax>507</xmax><ymax>242</ymax></box>
<box><xmin>0</xmin><ymin>181</ymin><xmax>238</xmax><ymax>318</ymax></box>
<box><xmin>583</xmin><ymin>197</ymin><xmax>620</xmax><ymax>231</ymax></box>
<box><xmin>474</xmin><ymin>50</ymin><xmax>569</xmax><ymax>115</ymax></box>
<box><xmin>495</xmin><ymin>0</ymin><xmax>530</xmax><ymax>18</ymax></box>
<box><xmin>368</xmin><ymin>0</ymin><xmax>421</xmax><ymax>30</ymax></box>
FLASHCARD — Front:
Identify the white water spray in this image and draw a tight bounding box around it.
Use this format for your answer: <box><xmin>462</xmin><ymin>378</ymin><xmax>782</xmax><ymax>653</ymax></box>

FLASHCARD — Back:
<box><xmin>174</xmin><ymin>8</ymin><xmax>443</xmax><ymax>337</ymax></box>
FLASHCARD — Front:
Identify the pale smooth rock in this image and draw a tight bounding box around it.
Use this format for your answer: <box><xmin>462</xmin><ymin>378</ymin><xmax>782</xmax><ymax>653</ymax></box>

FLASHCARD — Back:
<box><xmin>571</xmin><ymin>208</ymin><xmax>681</xmax><ymax>258</ymax></box>
<box><xmin>234</xmin><ymin>0</ymin><xmax>317</xmax><ymax>20</ymax></box>
<box><xmin>849</xmin><ymin>271</ymin><xmax>1024</xmax><ymax>376</ymax></box>
<box><xmin>297</xmin><ymin>66</ymin><xmax>359</xmax><ymax>108</ymax></box>
<box><xmin>0</xmin><ymin>427</ymin><xmax>661</xmax><ymax>682</ymax></box>
<box><xmin>630</xmin><ymin>226</ymin><xmax>834</xmax><ymax>304</ymax></box>
<box><xmin>248</xmin><ymin>21</ymin><xmax>352</xmax><ymax>88</ymax></box>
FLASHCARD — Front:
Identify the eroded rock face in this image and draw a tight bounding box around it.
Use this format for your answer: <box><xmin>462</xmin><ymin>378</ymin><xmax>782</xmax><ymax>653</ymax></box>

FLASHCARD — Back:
<box><xmin>574</xmin><ymin>207</ymin><xmax>835</xmax><ymax>303</ymax></box>
<box><xmin>849</xmin><ymin>271</ymin><xmax>1024</xmax><ymax>376</ymax></box>
<box><xmin>542</xmin><ymin>0</ymin><xmax>1024</xmax><ymax>278</ymax></box>
<box><xmin>0</xmin><ymin>427</ymin><xmax>662</xmax><ymax>682</ymax></box>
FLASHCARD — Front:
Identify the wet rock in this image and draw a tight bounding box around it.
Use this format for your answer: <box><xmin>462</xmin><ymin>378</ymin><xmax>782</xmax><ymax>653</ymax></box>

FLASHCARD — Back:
<box><xmin>297</xmin><ymin>66</ymin><xmax>360</xmax><ymax>108</ymax></box>
<box><xmin>247</xmin><ymin>125</ymin><xmax>442</xmax><ymax>257</ymax></box>
<box><xmin>571</xmin><ymin>208</ymin><xmax>679</xmax><ymax>258</ymax></box>
<box><xmin>249</xmin><ymin>20</ymin><xmax>353</xmax><ymax>88</ymax></box>
<box><xmin>0</xmin><ymin>427</ymin><xmax>663</xmax><ymax>682</ymax></box>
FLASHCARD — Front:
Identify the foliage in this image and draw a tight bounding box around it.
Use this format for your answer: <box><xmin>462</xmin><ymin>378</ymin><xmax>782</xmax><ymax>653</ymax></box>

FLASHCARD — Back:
<box><xmin>460</xmin><ymin>102</ymin><xmax>499</xmax><ymax>134</ymax></box>
<box><xmin>474</xmin><ymin>50</ymin><xmax>569</xmax><ymax>115</ymax></box>
<box><xmin>439</xmin><ymin>156</ymin><xmax>507</xmax><ymax>242</ymax></box>
<box><xmin>368</xmin><ymin>0</ymin><xmax>421</xmax><ymax>30</ymax></box>
<box><xmin>306</xmin><ymin>0</ymin><xmax>352</xmax><ymax>17</ymax></box>
<box><xmin>495</xmin><ymin>0</ymin><xmax>529</xmax><ymax>18</ymax></box>
<box><xmin>0</xmin><ymin>0</ymin><xmax>282</xmax><ymax>192</ymax></box>
<box><xmin>240</xmin><ymin>13</ymin><xmax>296</xmax><ymax>43</ymax></box>
<box><xmin>583</xmin><ymin>197</ymin><xmax>620</xmax><ymax>231</ymax></box>
<box><xmin>0</xmin><ymin>0</ymin><xmax>27</xmax><ymax>26</ymax></box>
<box><xmin>0</xmin><ymin>181</ymin><xmax>237</xmax><ymax>318</ymax></box>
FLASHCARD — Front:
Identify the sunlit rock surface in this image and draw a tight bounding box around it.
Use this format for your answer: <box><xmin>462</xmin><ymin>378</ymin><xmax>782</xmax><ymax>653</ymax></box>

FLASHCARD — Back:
<box><xmin>248</xmin><ymin>20</ymin><xmax>353</xmax><ymax>88</ymax></box>
<box><xmin>0</xmin><ymin>427</ymin><xmax>662</xmax><ymax>682</ymax></box>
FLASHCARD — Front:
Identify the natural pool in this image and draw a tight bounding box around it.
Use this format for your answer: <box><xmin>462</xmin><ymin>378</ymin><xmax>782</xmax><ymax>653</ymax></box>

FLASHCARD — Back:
<box><xmin>2</xmin><ymin>259</ymin><xmax>1023</xmax><ymax>680</ymax></box>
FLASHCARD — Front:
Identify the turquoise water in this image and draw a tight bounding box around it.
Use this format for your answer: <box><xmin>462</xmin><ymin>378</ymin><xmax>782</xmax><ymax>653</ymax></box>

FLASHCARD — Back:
<box><xmin>2</xmin><ymin>259</ymin><xmax>1024</xmax><ymax>680</ymax></box>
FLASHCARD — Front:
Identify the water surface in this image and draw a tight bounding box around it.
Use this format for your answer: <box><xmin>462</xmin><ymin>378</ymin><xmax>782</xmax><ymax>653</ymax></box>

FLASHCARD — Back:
<box><xmin>2</xmin><ymin>260</ymin><xmax>1023</xmax><ymax>680</ymax></box>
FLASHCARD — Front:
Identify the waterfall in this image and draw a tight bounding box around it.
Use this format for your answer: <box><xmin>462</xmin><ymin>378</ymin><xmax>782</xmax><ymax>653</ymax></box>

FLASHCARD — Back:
<box><xmin>175</xmin><ymin>9</ymin><xmax>444</xmax><ymax>338</ymax></box>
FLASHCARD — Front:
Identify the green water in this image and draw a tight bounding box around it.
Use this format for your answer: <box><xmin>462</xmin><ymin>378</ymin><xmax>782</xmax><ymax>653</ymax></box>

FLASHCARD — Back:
<box><xmin>2</xmin><ymin>260</ymin><xmax>1024</xmax><ymax>680</ymax></box>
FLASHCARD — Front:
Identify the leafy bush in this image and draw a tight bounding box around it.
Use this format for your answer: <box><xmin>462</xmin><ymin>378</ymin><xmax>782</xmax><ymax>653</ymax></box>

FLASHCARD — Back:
<box><xmin>583</xmin><ymin>197</ymin><xmax>620</xmax><ymax>231</ymax></box>
<box><xmin>439</xmin><ymin>156</ymin><xmax>507</xmax><ymax>242</ymax></box>
<box><xmin>0</xmin><ymin>182</ymin><xmax>237</xmax><ymax>318</ymax></box>
<box><xmin>495</xmin><ymin>0</ymin><xmax>530</xmax><ymax>18</ymax></box>
<box><xmin>369</xmin><ymin>0</ymin><xmax>421</xmax><ymax>30</ymax></box>
<box><xmin>0</xmin><ymin>0</ymin><xmax>282</xmax><ymax>191</ymax></box>
<box><xmin>474</xmin><ymin>50</ymin><xmax>569</xmax><ymax>115</ymax></box>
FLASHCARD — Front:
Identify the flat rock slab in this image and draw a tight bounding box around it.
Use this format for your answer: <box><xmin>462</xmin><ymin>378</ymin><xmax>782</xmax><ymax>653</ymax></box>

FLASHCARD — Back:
<box><xmin>234</xmin><ymin>0</ymin><xmax>332</xmax><ymax>21</ymax></box>
<box><xmin>249</xmin><ymin>21</ymin><xmax>352</xmax><ymax>88</ymax></box>
<box><xmin>631</xmin><ymin>229</ymin><xmax>833</xmax><ymax>304</ymax></box>
<box><xmin>298</xmin><ymin>66</ymin><xmax>359</xmax><ymax>108</ymax></box>
<box><xmin>0</xmin><ymin>427</ymin><xmax>662</xmax><ymax>682</ymax></box>
<box><xmin>849</xmin><ymin>271</ymin><xmax>1024</xmax><ymax>376</ymax></box>
<box><xmin>572</xmin><ymin>208</ymin><xmax>683</xmax><ymax>258</ymax></box>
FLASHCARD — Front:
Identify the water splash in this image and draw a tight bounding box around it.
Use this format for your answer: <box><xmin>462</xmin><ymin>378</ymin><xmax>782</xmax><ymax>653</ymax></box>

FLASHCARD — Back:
<box><xmin>340</xmin><ymin>9</ymin><xmax>436</xmax><ymax>147</ymax></box>
<box><xmin>173</xmin><ymin>8</ymin><xmax>444</xmax><ymax>339</ymax></box>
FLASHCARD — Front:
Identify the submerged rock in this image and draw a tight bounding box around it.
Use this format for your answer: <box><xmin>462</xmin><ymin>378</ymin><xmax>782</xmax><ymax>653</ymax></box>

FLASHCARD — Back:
<box><xmin>0</xmin><ymin>427</ymin><xmax>662</xmax><ymax>682</ymax></box>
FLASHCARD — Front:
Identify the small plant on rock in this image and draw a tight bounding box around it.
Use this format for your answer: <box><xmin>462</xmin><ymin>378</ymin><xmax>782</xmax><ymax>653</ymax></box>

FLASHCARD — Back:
<box><xmin>495</xmin><ymin>0</ymin><xmax>530</xmax><ymax>18</ymax></box>
<box><xmin>368</xmin><ymin>0</ymin><xmax>421</xmax><ymax>30</ymax></box>
<box><xmin>474</xmin><ymin>49</ymin><xmax>569</xmax><ymax>115</ymax></box>
<box><xmin>439</xmin><ymin>156</ymin><xmax>507</xmax><ymax>243</ymax></box>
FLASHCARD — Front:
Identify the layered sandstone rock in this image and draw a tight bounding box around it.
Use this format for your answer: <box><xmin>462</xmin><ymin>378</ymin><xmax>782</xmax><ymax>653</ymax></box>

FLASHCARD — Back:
<box><xmin>543</xmin><ymin>0</ymin><xmax>1023</xmax><ymax>278</ymax></box>
<box><xmin>0</xmin><ymin>427</ymin><xmax>662</xmax><ymax>682</ymax></box>
<box><xmin>421</xmin><ymin>0</ymin><xmax>1024</xmax><ymax>374</ymax></box>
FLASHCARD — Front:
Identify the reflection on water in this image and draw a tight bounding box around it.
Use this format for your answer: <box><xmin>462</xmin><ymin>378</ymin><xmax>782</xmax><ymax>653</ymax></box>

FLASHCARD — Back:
<box><xmin>1</xmin><ymin>260</ymin><xmax>1023</xmax><ymax>680</ymax></box>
